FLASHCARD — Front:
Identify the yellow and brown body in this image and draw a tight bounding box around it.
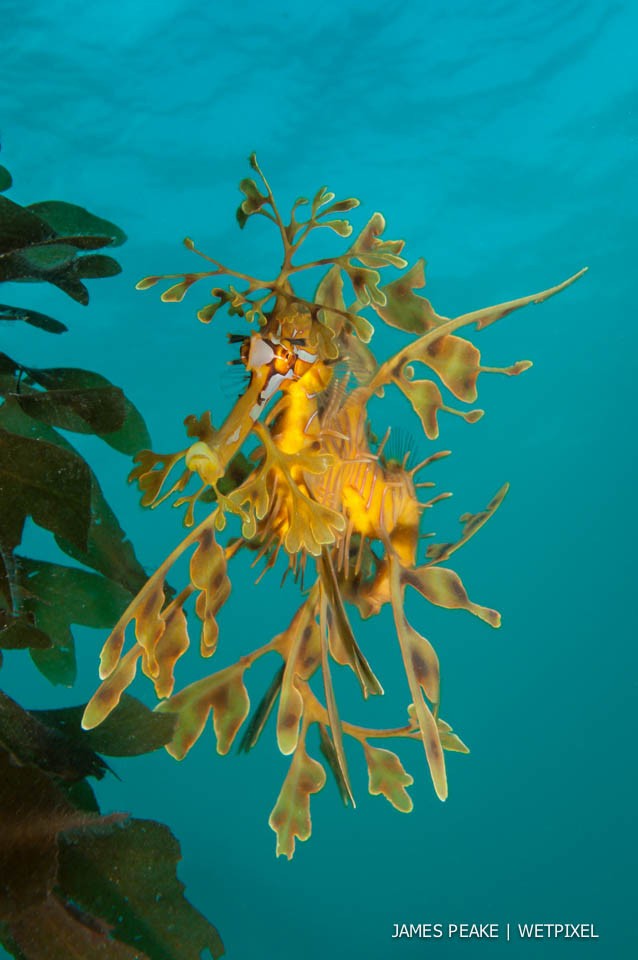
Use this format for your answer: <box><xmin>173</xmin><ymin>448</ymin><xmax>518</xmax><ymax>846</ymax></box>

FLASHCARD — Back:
<box><xmin>81</xmin><ymin>157</ymin><xmax>586</xmax><ymax>856</ymax></box>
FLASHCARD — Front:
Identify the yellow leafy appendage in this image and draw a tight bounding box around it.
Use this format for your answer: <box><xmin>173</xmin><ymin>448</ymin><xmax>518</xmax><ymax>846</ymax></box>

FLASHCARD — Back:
<box><xmin>82</xmin><ymin>155</ymin><xmax>586</xmax><ymax>858</ymax></box>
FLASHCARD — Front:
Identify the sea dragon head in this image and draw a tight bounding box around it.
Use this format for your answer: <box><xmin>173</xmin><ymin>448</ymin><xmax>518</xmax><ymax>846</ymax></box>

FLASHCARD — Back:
<box><xmin>185</xmin><ymin>303</ymin><xmax>329</xmax><ymax>487</ymax></box>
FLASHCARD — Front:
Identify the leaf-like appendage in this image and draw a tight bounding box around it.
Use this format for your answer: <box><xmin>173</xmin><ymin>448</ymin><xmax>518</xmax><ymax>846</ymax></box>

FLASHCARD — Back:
<box><xmin>284</xmin><ymin>487</ymin><xmax>345</xmax><ymax>557</ymax></box>
<box><xmin>395</xmin><ymin>370</ymin><xmax>484</xmax><ymax>440</ymax></box>
<box><xmin>396</xmin><ymin>376</ymin><xmax>443</xmax><ymax>440</ymax></box>
<box><xmin>470</xmin><ymin>268</ymin><xmax>587</xmax><ymax>331</ymax></box>
<box><xmin>184</xmin><ymin>411</ymin><xmax>216</xmax><ymax>444</ymax></box>
<box><xmin>318</xmin><ymin>724</ymin><xmax>351</xmax><ymax>806</ymax></box>
<box><xmin>268</xmin><ymin>742</ymin><xmax>326</xmax><ymax>859</ymax></box>
<box><xmin>190</xmin><ymin>525</ymin><xmax>230</xmax><ymax>657</ymax></box>
<box><xmin>349</xmin><ymin>212</ymin><xmax>407</xmax><ymax>270</ymax></box>
<box><xmin>237</xmin><ymin>177</ymin><xmax>269</xmax><ymax>227</ymax></box>
<box><xmin>311</xmin><ymin>185</ymin><xmax>335</xmax><ymax>216</ymax></box>
<box><xmin>276</xmin><ymin>598</ymin><xmax>320</xmax><ymax>755</ymax></box>
<box><xmin>426</xmin><ymin>483</ymin><xmax>509</xmax><ymax>565</ymax></box>
<box><xmin>86</xmin><ymin>514</ymin><xmax>220</xmax><ymax>718</ymax></box>
<box><xmin>346</xmin><ymin>265</ymin><xmax>385</xmax><ymax>307</ymax></box>
<box><xmin>390</xmin><ymin>557</ymin><xmax>446</xmax><ymax>800</ymax></box>
<box><xmin>135</xmin><ymin>275</ymin><xmax>161</xmax><ymax>290</ymax></box>
<box><xmin>400</xmin><ymin>617</ymin><xmax>440</xmax><ymax>706</ymax></box>
<box><xmin>153</xmin><ymin>605</ymin><xmax>190</xmax><ymax>699</ymax></box>
<box><xmin>129</xmin><ymin>449</ymin><xmax>188</xmax><ymax>507</ymax></box>
<box><xmin>374</xmin><ymin>259</ymin><xmax>441</xmax><ymax>334</ymax></box>
<box><xmin>319</xmin><ymin>219</ymin><xmax>352</xmax><ymax>237</ymax></box>
<box><xmin>403</xmin><ymin>565</ymin><xmax>501</xmax><ymax>627</ymax></box>
<box><xmin>364</xmin><ymin>744</ymin><xmax>414</xmax><ymax>813</ymax></box>
<box><xmin>210</xmin><ymin>672</ymin><xmax>250</xmax><ymax>755</ymax></box>
<box><xmin>134</xmin><ymin>582</ymin><xmax>166</xmax><ymax>679</ymax></box>
<box><xmin>437</xmin><ymin>717</ymin><xmax>470</xmax><ymax>754</ymax></box>
<box><xmin>407</xmin><ymin>710</ymin><xmax>471</xmax><ymax>755</ymax></box>
<box><xmin>98</xmin><ymin>623</ymin><xmax>127</xmax><ymax>680</ymax></box>
<box><xmin>233</xmin><ymin>437</ymin><xmax>345</xmax><ymax>558</ymax></box>
<box><xmin>316</xmin><ymin>264</ymin><xmax>346</xmax><ymax>336</ymax></box>
<box><xmin>409</xmin><ymin>332</ymin><xmax>482</xmax><ymax>403</ymax></box>
<box><xmin>158</xmin><ymin>666</ymin><xmax>250</xmax><ymax>759</ymax></box>
<box><xmin>320</xmin><ymin>551</ymin><xmax>383</xmax><ymax>699</ymax></box>
<box><xmin>319</xmin><ymin>587</ymin><xmax>355</xmax><ymax>806</ymax></box>
<box><xmin>82</xmin><ymin>646</ymin><xmax>143</xmax><ymax>730</ymax></box>
<box><xmin>277</xmin><ymin>672</ymin><xmax>305</xmax><ymax>757</ymax></box>
<box><xmin>320</xmin><ymin>197</ymin><xmax>360</xmax><ymax>215</ymax></box>
<box><xmin>197</xmin><ymin>302</ymin><xmax>221</xmax><ymax>324</ymax></box>
<box><xmin>238</xmin><ymin>665</ymin><xmax>284</xmax><ymax>753</ymax></box>
<box><xmin>160</xmin><ymin>279</ymin><xmax>197</xmax><ymax>303</ymax></box>
<box><xmin>339</xmin><ymin>328</ymin><xmax>378</xmax><ymax>382</ymax></box>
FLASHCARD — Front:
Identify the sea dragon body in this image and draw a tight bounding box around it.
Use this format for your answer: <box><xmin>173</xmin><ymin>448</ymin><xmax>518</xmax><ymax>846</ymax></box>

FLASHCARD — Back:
<box><xmin>81</xmin><ymin>157</ymin><xmax>585</xmax><ymax>857</ymax></box>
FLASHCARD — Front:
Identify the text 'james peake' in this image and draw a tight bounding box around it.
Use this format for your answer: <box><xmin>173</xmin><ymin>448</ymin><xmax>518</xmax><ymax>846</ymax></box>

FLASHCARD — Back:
<box><xmin>391</xmin><ymin>923</ymin><xmax>599</xmax><ymax>940</ymax></box>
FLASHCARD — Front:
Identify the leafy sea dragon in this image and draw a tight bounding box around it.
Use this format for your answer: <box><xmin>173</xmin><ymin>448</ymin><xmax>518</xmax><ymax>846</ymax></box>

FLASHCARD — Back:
<box><xmin>82</xmin><ymin>155</ymin><xmax>586</xmax><ymax>857</ymax></box>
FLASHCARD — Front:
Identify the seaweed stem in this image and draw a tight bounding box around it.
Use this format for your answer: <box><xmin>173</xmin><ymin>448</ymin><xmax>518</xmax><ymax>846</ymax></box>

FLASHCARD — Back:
<box><xmin>0</xmin><ymin>544</ymin><xmax>20</xmax><ymax>616</ymax></box>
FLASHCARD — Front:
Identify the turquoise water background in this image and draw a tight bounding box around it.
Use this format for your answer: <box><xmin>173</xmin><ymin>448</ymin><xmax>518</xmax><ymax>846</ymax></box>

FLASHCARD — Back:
<box><xmin>1</xmin><ymin>1</ymin><xmax>636</xmax><ymax>958</ymax></box>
